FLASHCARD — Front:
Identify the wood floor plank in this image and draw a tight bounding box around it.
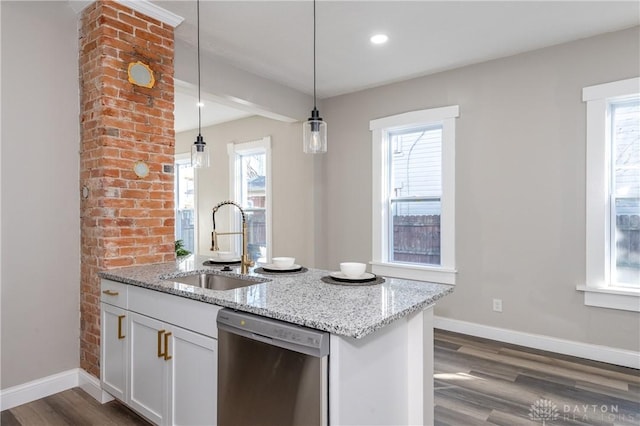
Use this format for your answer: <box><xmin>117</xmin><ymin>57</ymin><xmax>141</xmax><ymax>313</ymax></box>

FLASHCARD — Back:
<box><xmin>3</xmin><ymin>388</ymin><xmax>151</xmax><ymax>426</ymax></box>
<box><xmin>433</xmin><ymin>337</ymin><xmax>462</xmax><ymax>351</ymax></box>
<box><xmin>435</xmin><ymin>393</ymin><xmax>492</xmax><ymax>421</ymax></box>
<box><xmin>485</xmin><ymin>409</ymin><xmax>540</xmax><ymax>426</ymax></box>
<box><xmin>435</xmin><ymin>330</ymin><xmax>503</xmax><ymax>354</ymax></box>
<box><xmin>0</xmin><ymin>409</ymin><xmax>21</xmax><ymax>426</ymax></box>
<box><xmin>435</xmin><ymin>377</ymin><xmax>535</xmax><ymax>420</ymax></box>
<box><xmin>8</xmin><ymin>398</ymin><xmax>70</xmax><ymax>426</ymax></box>
<box><xmin>69</xmin><ymin>387</ymin><xmax>150</xmax><ymax>425</ymax></box>
<box><xmin>575</xmin><ymin>380</ymin><xmax>640</xmax><ymax>403</ymax></box>
<box><xmin>435</xmin><ymin>404</ymin><xmax>493</xmax><ymax>426</ymax></box>
<box><xmin>499</xmin><ymin>347</ymin><xmax>640</xmax><ymax>386</ymax></box>
<box><xmin>458</xmin><ymin>345</ymin><xmax>632</xmax><ymax>391</ymax></box>
<box><xmin>46</xmin><ymin>389</ymin><xmax>121</xmax><ymax>425</ymax></box>
<box><xmin>435</xmin><ymin>345</ymin><xmax>520</xmax><ymax>382</ymax></box>
<box><xmin>514</xmin><ymin>374</ymin><xmax>640</xmax><ymax>421</ymax></box>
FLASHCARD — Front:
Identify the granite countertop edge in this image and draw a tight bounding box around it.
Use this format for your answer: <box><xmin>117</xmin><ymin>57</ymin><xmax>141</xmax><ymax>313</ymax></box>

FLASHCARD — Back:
<box><xmin>98</xmin><ymin>259</ymin><xmax>454</xmax><ymax>339</ymax></box>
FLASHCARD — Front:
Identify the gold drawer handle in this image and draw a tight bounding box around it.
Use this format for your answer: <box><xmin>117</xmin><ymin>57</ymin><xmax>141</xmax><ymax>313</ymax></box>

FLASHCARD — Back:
<box><xmin>117</xmin><ymin>315</ymin><xmax>125</xmax><ymax>339</ymax></box>
<box><xmin>163</xmin><ymin>332</ymin><xmax>172</xmax><ymax>361</ymax></box>
<box><xmin>102</xmin><ymin>290</ymin><xmax>119</xmax><ymax>296</ymax></box>
<box><xmin>157</xmin><ymin>329</ymin><xmax>166</xmax><ymax>358</ymax></box>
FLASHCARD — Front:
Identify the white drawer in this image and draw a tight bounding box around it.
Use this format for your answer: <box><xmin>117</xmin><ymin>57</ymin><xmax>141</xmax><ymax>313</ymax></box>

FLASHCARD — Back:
<box><xmin>100</xmin><ymin>279</ymin><xmax>128</xmax><ymax>308</ymax></box>
<box><xmin>128</xmin><ymin>285</ymin><xmax>220</xmax><ymax>339</ymax></box>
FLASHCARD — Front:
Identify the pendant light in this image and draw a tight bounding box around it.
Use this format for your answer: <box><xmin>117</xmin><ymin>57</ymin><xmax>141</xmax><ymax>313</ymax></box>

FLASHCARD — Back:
<box><xmin>191</xmin><ymin>0</ymin><xmax>210</xmax><ymax>168</ymax></box>
<box><xmin>303</xmin><ymin>0</ymin><xmax>327</xmax><ymax>154</ymax></box>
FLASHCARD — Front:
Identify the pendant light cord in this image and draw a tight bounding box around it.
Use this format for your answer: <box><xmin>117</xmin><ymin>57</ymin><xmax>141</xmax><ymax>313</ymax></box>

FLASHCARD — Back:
<box><xmin>313</xmin><ymin>0</ymin><xmax>317</xmax><ymax>110</ymax></box>
<box><xmin>197</xmin><ymin>0</ymin><xmax>202</xmax><ymax>135</ymax></box>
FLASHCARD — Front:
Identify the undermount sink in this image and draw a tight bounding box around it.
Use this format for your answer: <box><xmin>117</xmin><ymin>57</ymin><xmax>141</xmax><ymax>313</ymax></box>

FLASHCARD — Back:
<box><xmin>166</xmin><ymin>273</ymin><xmax>269</xmax><ymax>291</ymax></box>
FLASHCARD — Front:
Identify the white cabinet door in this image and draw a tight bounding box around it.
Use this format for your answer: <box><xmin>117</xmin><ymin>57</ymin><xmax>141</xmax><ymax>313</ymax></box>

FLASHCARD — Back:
<box><xmin>169</xmin><ymin>326</ymin><xmax>217</xmax><ymax>426</ymax></box>
<box><xmin>129</xmin><ymin>312</ymin><xmax>168</xmax><ymax>425</ymax></box>
<box><xmin>100</xmin><ymin>303</ymin><xmax>128</xmax><ymax>401</ymax></box>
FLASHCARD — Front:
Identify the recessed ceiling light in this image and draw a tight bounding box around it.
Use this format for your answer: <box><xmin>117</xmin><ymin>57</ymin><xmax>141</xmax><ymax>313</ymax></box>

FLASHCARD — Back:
<box><xmin>197</xmin><ymin>101</ymin><xmax>205</xmax><ymax>108</ymax></box>
<box><xmin>370</xmin><ymin>34</ymin><xmax>389</xmax><ymax>45</ymax></box>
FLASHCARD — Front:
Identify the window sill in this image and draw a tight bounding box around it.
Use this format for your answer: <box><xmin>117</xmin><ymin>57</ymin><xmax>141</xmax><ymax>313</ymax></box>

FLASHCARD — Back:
<box><xmin>576</xmin><ymin>285</ymin><xmax>640</xmax><ymax>312</ymax></box>
<box><xmin>370</xmin><ymin>261</ymin><xmax>456</xmax><ymax>284</ymax></box>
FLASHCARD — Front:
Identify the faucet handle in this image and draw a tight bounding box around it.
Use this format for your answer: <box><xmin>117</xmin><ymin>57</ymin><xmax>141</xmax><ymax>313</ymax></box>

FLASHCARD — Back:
<box><xmin>211</xmin><ymin>231</ymin><xmax>219</xmax><ymax>251</ymax></box>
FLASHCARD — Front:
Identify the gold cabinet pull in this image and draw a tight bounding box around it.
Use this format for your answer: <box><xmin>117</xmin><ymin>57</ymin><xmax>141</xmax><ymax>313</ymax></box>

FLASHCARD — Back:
<box><xmin>102</xmin><ymin>290</ymin><xmax>119</xmax><ymax>296</ymax></box>
<box><xmin>157</xmin><ymin>329</ymin><xmax>166</xmax><ymax>358</ymax></box>
<box><xmin>163</xmin><ymin>332</ymin><xmax>172</xmax><ymax>361</ymax></box>
<box><xmin>117</xmin><ymin>315</ymin><xmax>125</xmax><ymax>339</ymax></box>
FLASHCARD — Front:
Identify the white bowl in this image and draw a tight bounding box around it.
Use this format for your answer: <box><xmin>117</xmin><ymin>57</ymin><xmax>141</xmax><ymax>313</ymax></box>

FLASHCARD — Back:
<box><xmin>340</xmin><ymin>262</ymin><xmax>366</xmax><ymax>278</ymax></box>
<box><xmin>213</xmin><ymin>251</ymin><xmax>236</xmax><ymax>260</ymax></box>
<box><xmin>272</xmin><ymin>257</ymin><xmax>295</xmax><ymax>268</ymax></box>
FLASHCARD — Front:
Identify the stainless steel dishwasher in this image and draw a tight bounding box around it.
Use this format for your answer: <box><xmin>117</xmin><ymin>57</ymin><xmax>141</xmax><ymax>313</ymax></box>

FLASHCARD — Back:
<box><xmin>217</xmin><ymin>309</ymin><xmax>330</xmax><ymax>426</ymax></box>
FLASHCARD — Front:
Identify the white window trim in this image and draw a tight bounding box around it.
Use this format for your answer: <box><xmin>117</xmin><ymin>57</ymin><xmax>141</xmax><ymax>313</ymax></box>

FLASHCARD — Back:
<box><xmin>579</xmin><ymin>77</ymin><xmax>640</xmax><ymax>312</ymax></box>
<box><xmin>370</xmin><ymin>106</ymin><xmax>459</xmax><ymax>284</ymax></box>
<box><xmin>227</xmin><ymin>136</ymin><xmax>272</xmax><ymax>261</ymax></box>
<box><xmin>175</xmin><ymin>152</ymin><xmax>198</xmax><ymax>253</ymax></box>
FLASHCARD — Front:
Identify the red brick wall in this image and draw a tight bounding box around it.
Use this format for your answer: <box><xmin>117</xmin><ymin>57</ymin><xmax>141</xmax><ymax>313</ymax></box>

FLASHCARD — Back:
<box><xmin>79</xmin><ymin>0</ymin><xmax>176</xmax><ymax>378</ymax></box>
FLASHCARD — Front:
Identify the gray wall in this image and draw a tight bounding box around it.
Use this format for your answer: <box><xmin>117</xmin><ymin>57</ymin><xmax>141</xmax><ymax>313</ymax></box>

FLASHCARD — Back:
<box><xmin>175</xmin><ymin>39</ymin><xmax>312</xmax><ymax>122</ymax></box>
<box><xmin>1</xmin><ymin>1</ymin><xmax>80</xmax><ymax>388</ymax></box>
<box><xmin>318</xmin><ymin>26</ymin><xmax>640</xmax><ymax>351</ymax></box>
<box><xmin>176</xmin><ymin>116</ymin><xmax>318</xmax><ymax>267</ymax></box>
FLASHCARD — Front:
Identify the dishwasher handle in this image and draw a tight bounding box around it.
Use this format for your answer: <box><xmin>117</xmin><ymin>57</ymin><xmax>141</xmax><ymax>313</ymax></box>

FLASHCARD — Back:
<box><xmin>250</xmin><ymin>332</ymin><xmax>274</xmax><ymax>345</ymax></box>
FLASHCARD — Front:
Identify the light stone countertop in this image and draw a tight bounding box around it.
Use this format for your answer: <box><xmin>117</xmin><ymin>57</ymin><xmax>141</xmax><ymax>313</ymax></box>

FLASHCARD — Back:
<box><xmin>98</xmin><ymin>255</ymin><xmax>454</xmax><ymax>338</ymax></box>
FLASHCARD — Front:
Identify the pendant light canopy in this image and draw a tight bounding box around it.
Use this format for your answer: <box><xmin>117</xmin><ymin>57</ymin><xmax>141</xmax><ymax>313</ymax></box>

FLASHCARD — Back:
<box><xmin>191</xmin><ymin>0</ymin><xmax>210</xmax><ymax>168</ymax></box>
<box><xmin>303</xmin><ymin>0</ymin><xmax>327</xmax><ymax>154</ymax></box>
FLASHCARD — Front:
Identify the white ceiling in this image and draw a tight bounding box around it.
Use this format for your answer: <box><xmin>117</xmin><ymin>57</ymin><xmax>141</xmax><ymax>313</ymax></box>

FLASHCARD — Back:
<box><xmin>165</xmin><ymin>0</ymin><xmax>640</xmax><ymax>131</ymax></box>
<box><xmin>174</xmin><ymin>85</ymin><xmax>253</xmax><ymax>133</ymax></box>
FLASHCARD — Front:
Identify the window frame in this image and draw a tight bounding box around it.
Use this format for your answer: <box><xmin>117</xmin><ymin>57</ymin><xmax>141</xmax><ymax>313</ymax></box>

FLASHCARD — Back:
<box><xmin>227</xmin><ymin>137</ymin><xmax>272</xmax><ymax>262</ymax></box>
<box><xmin>174</xmin><ymin>152</ymin><xmax>198</xmax><ymax>254</ymax></box>
<box><xmin>370</xmin><ymin>106</ymin><xmax>459</xmax><ymax>284</ymax></box>
<box><xmin>579</xmin><ymin>77</ymin><xmax>640</xmax><ymax>312</ymax></box>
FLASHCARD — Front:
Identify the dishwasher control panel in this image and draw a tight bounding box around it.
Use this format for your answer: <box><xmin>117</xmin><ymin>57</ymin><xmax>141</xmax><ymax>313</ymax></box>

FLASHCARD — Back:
<box><xmin>217</xmin><ymin>308</ymin><xmax>330</xmax><ymax>357</ymax></box>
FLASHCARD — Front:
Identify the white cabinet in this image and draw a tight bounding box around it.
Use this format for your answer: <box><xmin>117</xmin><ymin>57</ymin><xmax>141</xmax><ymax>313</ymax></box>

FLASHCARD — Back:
<box><xmin>101</xmin><ymin>280</ymin><xmax>129</xmax><ymax>402</ymax></box>
<box><xmin>100</xmin><ymin>279</ymin><xmax>220</xmax><ymax>426</ymax></box>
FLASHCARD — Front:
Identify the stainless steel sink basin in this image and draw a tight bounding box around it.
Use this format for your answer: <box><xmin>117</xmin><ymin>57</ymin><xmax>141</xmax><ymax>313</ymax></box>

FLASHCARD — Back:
<box><xmin>166</xmin><ymin>273</ymin><xmax>269</xmax><ymax>291</ymax></box>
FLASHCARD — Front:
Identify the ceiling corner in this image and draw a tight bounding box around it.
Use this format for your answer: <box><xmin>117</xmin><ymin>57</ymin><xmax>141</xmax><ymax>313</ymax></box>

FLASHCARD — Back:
<box><xmin>115</xmin><ymin>0</ymin><xmax>184</xmax><ymax>28</ymax></box>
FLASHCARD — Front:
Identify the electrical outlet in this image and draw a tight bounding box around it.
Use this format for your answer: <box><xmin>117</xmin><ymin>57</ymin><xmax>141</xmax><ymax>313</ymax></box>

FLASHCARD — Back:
<box><xmin>492</xmin><ymin>298</ymin><xmax>503</xmax><ymax>312</ymax></box>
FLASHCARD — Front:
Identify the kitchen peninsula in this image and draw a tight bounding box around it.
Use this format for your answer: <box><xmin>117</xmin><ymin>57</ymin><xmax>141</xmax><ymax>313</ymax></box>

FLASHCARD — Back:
<box><xmin>99</xmin><ymin>255</ymin><xmax>453</xmax><ymax>425</ymax></box>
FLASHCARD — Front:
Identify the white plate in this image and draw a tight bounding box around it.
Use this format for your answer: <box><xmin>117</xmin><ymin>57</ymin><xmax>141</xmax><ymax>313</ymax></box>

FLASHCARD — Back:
<box><xmin>263</xmin><ymin>263</ymin><xmax>301</xmax><ymax>271</ymax></box>
<box><xmin>329</xmin><ymin>271</ymin><xmax>376</xmax><ymax>281</ymax></box>
<box><xmin>207</xmin><ymin>257</ymin><xmax>241</xmax><ymax>263</ymax></box>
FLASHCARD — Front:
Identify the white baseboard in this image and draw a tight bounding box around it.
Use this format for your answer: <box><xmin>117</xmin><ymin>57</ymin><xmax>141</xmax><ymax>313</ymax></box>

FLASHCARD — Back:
<box><xmin>0</xmin><ymin>368</ymin><xmax>112</xmax><ymax>411</ymax></box>
<box><xmin>78</xmin><ymin>369</ymin><xmax>114</xmax><ymax>404</ymax></box>
<box><xmin>434</xmin><ymin>316</ymin><xmax>640</xmax><ymax>369</ymax></box>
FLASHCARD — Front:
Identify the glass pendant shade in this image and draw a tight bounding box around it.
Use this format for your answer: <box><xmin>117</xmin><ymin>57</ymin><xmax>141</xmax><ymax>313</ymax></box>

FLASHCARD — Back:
<box><xmin>303</xmin><ymin>108</ymin><xmax>327</xmax><ymax>154</ymax></box>
<box><xmin>192</xmin><ymin>134</ymin><xmax>210</xmax><ymax>168</ymax></box>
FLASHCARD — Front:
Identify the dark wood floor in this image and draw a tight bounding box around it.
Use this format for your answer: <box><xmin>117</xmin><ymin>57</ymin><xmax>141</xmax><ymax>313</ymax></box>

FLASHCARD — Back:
<box><xmin>0</xmin><ymin>386</ymin><xmax>149</xmax><ymax>426</ymax></box>
<box><xmin>434</xmin><ymin>330</ymin><xmax>639</xmax><ymax>426</ymax></box>
<box><xmin>2</xmin><ymin>330</ymin><xmax>638</xmax><ymax>425</ymax></box>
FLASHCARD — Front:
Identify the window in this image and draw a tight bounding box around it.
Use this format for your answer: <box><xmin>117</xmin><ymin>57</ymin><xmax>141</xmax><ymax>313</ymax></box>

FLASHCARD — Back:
<box><xmin>370</xmin><ymin>106</ymin><xmax>458</xmax><ymax>284</ymax></box>
<box><xmin>174</xmin><ymin>154</ymin><xmax>196</xmax><ymax>253</ymax></box>
<box><xmin>580</xmin><ymin>77</ymin><xmax>640</xmax><ymax>312</ymax></box>
<box><xmin>228</xmin><ymin>137</ymin><xmax>271</xmax><ymax>263</ymax></box>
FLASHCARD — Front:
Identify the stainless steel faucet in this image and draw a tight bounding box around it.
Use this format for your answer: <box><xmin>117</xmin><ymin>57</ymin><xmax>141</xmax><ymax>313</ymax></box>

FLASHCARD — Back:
<box><xmin>211</xmin><ymin>200</ymin><xmax>254</xmax><ymax>274</ymax></box>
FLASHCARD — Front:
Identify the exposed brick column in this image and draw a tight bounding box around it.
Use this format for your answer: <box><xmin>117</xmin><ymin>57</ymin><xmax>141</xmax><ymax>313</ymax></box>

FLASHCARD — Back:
<box><xmin>79</xmin><ymin>0</ymin><xmax>176</xmax><ymax>378</ymax></box>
